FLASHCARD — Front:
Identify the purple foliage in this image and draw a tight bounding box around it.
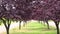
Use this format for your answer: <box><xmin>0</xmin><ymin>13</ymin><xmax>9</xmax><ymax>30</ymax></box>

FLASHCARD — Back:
<box><xmin>0</xmin><ymin>0</ymin><xmax>60</xmax><ymax>21</ymax></box>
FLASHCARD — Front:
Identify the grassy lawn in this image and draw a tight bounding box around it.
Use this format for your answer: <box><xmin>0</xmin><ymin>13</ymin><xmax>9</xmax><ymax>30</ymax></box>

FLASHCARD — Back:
<box><xmin>4</xmin><ymin>21</ymin><xmax>57</xmax><ymax>34</ymax></box>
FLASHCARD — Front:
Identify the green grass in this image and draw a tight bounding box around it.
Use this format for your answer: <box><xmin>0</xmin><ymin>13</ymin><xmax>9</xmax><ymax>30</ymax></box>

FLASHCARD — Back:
<box><xmin>4</xmin><ymin>21</ymin><xmax>57</xmax><ymax>34</ymax></box>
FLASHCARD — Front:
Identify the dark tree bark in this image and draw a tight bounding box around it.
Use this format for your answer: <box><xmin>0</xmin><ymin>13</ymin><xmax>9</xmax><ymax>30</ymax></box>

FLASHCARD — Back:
<box><xmin>46</xmin><ymin>21</ymin><xmax>49</xmax><ymax>29</ymax></box>
<box><xmin>43</xmin><ymin>21</ymin><xmax>46</xmax><ymax>26</ymax></box>
<box><xmin>1</xmin><ymin>18</ymin><xmax>11</xmax><ymax>34</ymax></box>
<box><xmin>38</xmin><ymin>21</ymin><xmax>40</xmax><ymax>23</ymax></box>
<box><xmin>6</xmin><ymin>26</ymin><xmax>9</xmax><ymax>34</ymax></box>
<box><xmin>54</xmin><ymin>21</ymin><xmax>59</xmax><ymax>34</ymax></box>
<box><xmin>23</xmin><ymin>21</ymin><xmax>27</xmax><ymax>27</ymax></box>
<box><xmin>19</xmin><ymin>21</ymin><xmax>21</xmax><ymax>29</ymax></box>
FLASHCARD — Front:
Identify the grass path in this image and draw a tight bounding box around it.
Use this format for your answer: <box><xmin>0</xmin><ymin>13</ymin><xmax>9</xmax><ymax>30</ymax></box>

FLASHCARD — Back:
<box><xmin>3</xmin><ymin>21</ymin><xmax>57</xmax><ymax>34</ymax></box>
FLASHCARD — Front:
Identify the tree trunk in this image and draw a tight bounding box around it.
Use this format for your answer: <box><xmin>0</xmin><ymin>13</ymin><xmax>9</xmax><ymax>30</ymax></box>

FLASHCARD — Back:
<box><xmin>1</xmin><ymin>19</ymin><xmax>11</xmax><ymax>34</ymax></box>
<box><xmin>6</xmin><ymin>27</ymin><xmax>9</xmax><ymax>34</ymax></box>
<box><xmin>23</xmin><ymin>21</ymin><xmax>27</xmax><ymax>27</ymax></box>
<box><xmin>38</xmin><ymin>20</ymin><xmax>40</xmax><ymax>23</ymax></box>
<box><xmin>43</xmin><ymin>21</ymin><xmax>45</xmax><ymax>26</ymax></box>
<box><xmin>23</xmin><ymin>22</ymin><xmax>25</xmax><ymax>27</ymax></box>
<box><xmin>39</xmin><ymin>21</ymin><xmax>40</xmax><ymax>23</ymax></box>
<box><xmin>54</xmin><ymin>21</ymin><xmax>59</xmax><ymax>34</ymax></box>
<box><xmin>46</xmin><ymin>21</ymin><xmax>49</xmax><ymax>29</ymax></box>
<box><xmin>56</xmin><ymin>24</ymin><xmax>59</xmax><ymax>34</ymax></box>
<box><xmin>19</xmin><ymin>21</ymin><xmax>21</xmax><ymax>29</ymax></box>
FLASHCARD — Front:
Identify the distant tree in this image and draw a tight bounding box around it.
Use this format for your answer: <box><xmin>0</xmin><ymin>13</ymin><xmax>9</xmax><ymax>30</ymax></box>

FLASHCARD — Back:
<box><xmin>19</xmin><ymin>20</ymin><xmax>22</xmax><ymax>29</ymax></box>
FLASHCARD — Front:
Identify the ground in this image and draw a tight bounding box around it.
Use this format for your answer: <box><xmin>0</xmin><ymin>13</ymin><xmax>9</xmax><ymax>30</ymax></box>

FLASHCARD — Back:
<box><xmin>2</xmin><ymin>21</ymin><xmax>58</xmax><ymax>34</ymax></box>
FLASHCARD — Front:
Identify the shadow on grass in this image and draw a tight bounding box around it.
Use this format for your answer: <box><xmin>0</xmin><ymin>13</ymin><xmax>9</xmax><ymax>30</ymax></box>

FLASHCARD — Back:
<box><xmin>26</xmin><ymin>27</ymin><xmax>56</xmax><ymax>31</ymax></box>
<box><xmin>11</xmin><ymin>32</ymin><xmax>41</xmax><ymax>34</ymax></box>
